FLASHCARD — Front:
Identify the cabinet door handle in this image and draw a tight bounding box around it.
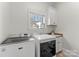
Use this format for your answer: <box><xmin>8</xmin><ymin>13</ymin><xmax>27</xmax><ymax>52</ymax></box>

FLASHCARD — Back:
<box><xmin>18</xmin><ymin>47</ymin><xmax>23</xmax><ymax>50</ymax></box>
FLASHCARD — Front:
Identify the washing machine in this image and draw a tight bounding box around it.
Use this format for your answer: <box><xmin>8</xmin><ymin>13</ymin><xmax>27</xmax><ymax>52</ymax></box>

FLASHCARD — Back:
<box><xmin>33</xmin><ymin>34</ymin><xmax>56</xmax><ymax>57</ymax></box>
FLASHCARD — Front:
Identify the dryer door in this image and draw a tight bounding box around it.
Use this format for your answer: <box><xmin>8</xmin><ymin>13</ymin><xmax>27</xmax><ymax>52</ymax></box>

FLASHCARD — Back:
<box><xmin>40</xmin><ymin>40</ymin><xmax>56</xmax><ymax>57</ymax></box>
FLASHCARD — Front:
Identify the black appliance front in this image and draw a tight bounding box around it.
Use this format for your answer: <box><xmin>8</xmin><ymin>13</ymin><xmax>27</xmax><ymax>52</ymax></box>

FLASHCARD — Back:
<box><xmin>40</xmin><ymin>40</ymin><xmax>56</xmax><ymax>57</ymax></box>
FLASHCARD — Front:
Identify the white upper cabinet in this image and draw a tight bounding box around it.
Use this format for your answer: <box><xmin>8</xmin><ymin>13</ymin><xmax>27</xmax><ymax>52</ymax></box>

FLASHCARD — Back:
<box><xmin>47</xmin><ymin>6</ymin><xmax>56</xmax><ymax>25</ymax></box>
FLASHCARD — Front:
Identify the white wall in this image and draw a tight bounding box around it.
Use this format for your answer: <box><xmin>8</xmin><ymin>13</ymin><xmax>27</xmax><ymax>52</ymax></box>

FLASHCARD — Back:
<box><xmin>0</xmin><ymin>2</ymin><xmax>10</xmax><ymax>43</ymax></box>
<box><xmin>9</xmin><ymin>2</ymin><xmax>56</xmax><ymax>34</ymax></box>
<box><xmin>0</xmin><ymin>2</ymin><xmax>56</xmax><ymax>43</ymax></box>
<box><xmin>56</xmin><ymin>2</ymin><xmax>79</xmax><ymax>51</ymax></box>
<box><xmin>10</xmin><ymin>2</ymin><xmax>28</xmax><ymax>34</ymax></box>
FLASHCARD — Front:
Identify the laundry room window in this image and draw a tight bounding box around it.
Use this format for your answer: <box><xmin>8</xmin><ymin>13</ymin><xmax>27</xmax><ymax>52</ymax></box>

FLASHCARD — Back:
<box><xmin>29</xmin><ymin>10</ymin><xmax>46</xmax><ymax>29</ymax></box>
<box><xmin>28</xmin><ymin>8</ymin><xmax>47</xmax><ymax>30</ymax></box>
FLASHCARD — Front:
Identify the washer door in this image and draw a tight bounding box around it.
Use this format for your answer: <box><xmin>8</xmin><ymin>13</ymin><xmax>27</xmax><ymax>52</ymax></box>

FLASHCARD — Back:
<box><xmin>40</xmin><ymin>40</ymin><xmax>56</xmax><ymax>57</ymax></box>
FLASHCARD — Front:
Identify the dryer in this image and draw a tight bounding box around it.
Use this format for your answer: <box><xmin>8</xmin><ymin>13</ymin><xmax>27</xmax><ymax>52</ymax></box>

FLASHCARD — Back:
<box><xmin>33</xmin><ymin>34</ymin><xmax>56</xmax><ymax>57</ymax></box>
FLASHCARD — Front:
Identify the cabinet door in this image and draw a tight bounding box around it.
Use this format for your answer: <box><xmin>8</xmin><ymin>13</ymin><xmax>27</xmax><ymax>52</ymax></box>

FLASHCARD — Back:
<box><xmin>0</xmin><ymin>44</ymin><xmax>18</xmax><ymax>57</ymax></box>
<box><xmin>56</xmin><ymin>37</ymin><xmax>63</xmax><ymax>53</ymax></box>
<box><xmin>47</xmin><ymin>7</ymin><xmax>56</xmax><ymax>25</ymax></box>
<box><xmin>17</xmin><ymin>40</ymin><xmax>35</xmax><ymax>57</ymax></box>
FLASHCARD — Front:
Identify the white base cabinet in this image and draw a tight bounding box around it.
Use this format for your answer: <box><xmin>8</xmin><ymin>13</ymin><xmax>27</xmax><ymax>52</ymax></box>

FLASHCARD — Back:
<box><xmin>56</xmin><ymin>37</ymin><xmax>63</xmax><ymax>53</ymax></box>
<box><xmin>0</xmin><ymin>39</ymin><xmax>35</xmax><ymax>57</ymax></box>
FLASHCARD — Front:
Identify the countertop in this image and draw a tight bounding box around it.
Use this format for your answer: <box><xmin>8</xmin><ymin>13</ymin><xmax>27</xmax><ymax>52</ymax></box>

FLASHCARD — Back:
<box><xmin>0</xmin><ymin>37</ymin><xmax>34</xmax><ymax>46</ymax></box>
<box><xmin>47</xmin><ymin>32</ymin><xmax>63</xmax><ymax>38</ymax></box>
